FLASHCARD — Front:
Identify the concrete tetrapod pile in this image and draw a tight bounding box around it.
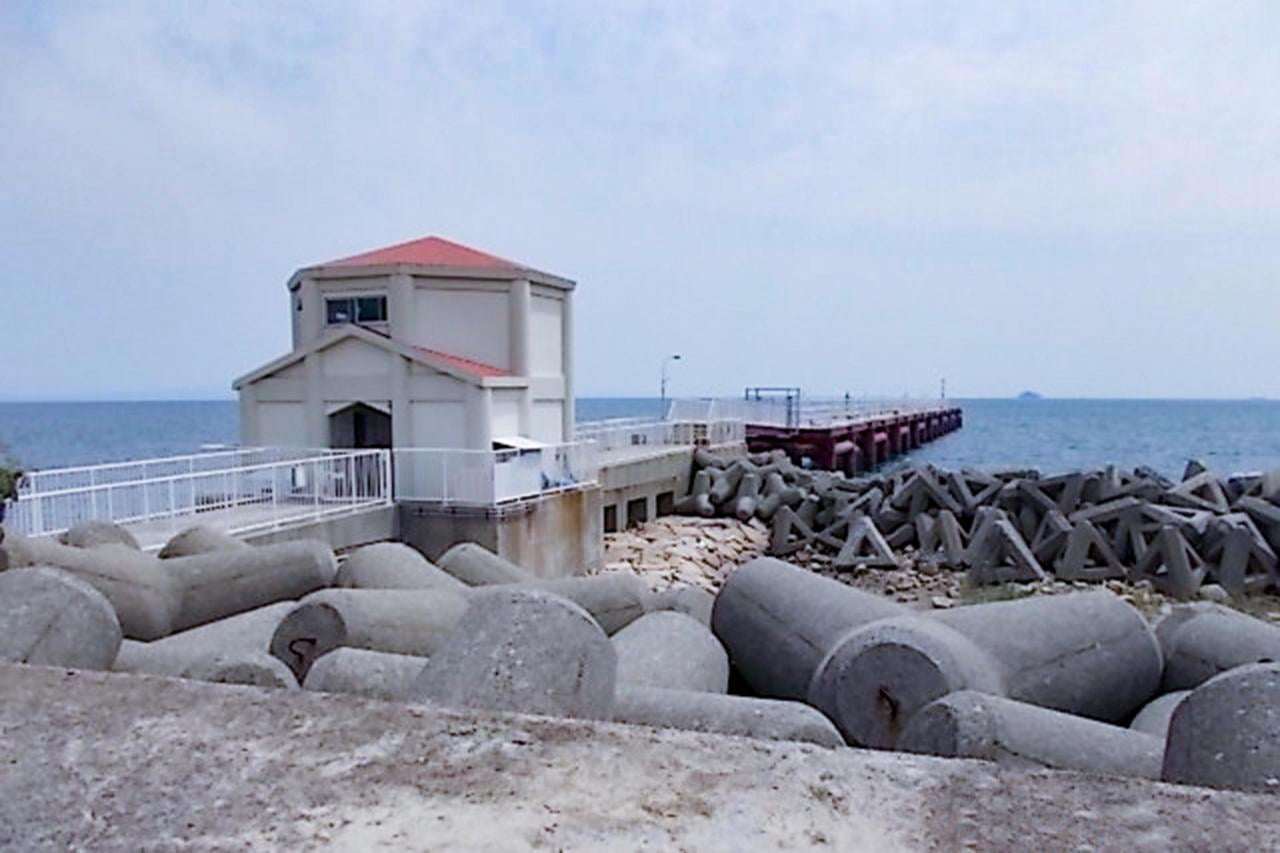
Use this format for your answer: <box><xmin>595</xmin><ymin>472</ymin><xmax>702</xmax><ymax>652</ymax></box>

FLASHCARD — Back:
<box><xmin>0</xmin><ymin>523</ymin><xmax>840</xmax><ymax>748</ymax></box>
<box><xmin>712</xmin><ymin>556</ymin><xmax>1280</xmax><ymax>791</ymax></box>
<box><xmin>683</xmin><ymin>449</ymin><xmax>1280</xmax><ymax>600</ymax></box>
<box><xmin>11</xmin><ymin>519</ymin><xmax>1280</xmax><ymax>793</ymax></box>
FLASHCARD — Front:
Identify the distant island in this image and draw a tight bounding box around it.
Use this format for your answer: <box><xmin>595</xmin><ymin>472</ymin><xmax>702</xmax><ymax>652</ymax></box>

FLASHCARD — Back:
<box><xmin>1017</xmin><ymin>391</ymin><xmax>1044</xmax><ymax>400</ymax></box>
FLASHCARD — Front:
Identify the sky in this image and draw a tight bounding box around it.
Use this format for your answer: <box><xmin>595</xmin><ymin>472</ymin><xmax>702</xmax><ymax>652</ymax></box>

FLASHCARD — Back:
<box><xmin>1</xmin><ymin>1</ymin><xmax>1277</xmax><ymax>401</ymax></box>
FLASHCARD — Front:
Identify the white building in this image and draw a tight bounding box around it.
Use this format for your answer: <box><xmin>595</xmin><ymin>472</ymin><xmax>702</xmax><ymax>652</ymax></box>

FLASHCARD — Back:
<box><xmin>234</xmin><ymin>236</ymin><xmax>576</xmax><ymax>452</ymax></box>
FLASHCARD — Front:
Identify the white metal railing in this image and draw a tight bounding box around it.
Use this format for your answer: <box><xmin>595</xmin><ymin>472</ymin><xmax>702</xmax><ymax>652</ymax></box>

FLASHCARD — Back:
<box><xmin>576</xmin><ymin>420</ymin><xmax>676</xmax><ymax>452</ymax></box>
<box><xmin>17</xmin><ymin>447</ymin><xmax>346</xmax><ymax>498</ymax></box>
<box><xmin>393</xmin><ymin>441</ymin><xmax>599</xmax><ymax>505</ymax></box>
<box><xmin>9</xmin><ymin>448</ymin><xmax>390</xmax><ymax>540</ymax></box>
<box><xmin>667</xmin><ymin>397</ymin><xmax>952</xmax><ymax>429</ymax></box>
<box><xmin>575</xmin><ymin>417</ymin><xmax>746</xmax><ymax>452</ymax></box>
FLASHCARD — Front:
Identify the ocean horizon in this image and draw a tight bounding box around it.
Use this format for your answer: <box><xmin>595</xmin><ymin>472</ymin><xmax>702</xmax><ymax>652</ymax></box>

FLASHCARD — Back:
<box><xmin>2</xmin><ymin>397</ymin><xmax>1279</xmax><ymax>478</ymax></box>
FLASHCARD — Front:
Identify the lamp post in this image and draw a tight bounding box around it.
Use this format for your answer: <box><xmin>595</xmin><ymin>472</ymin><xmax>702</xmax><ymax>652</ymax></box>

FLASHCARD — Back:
<box><xmin>660</xmin><ymin>354</ymin><xmax>682</xmax><ymax>417</ymax></box>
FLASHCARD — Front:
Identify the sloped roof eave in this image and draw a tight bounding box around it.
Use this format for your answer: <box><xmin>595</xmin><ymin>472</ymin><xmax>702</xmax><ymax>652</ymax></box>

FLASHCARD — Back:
<box><xmin>286</xmin><ymin>263</ymin><xmax>575</xmax><ymax>292</ymax></box>
<box><xmin>232</xmin><ymin>326</ymin><xmax>508</xmax><ymax>390</ymax></box>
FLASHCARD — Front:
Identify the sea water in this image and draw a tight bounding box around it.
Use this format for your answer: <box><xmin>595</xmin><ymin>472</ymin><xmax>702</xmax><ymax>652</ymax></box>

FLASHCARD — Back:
<box><xmin>1</xmin><ymin>398</ymin><xmax>1278</xmax><ymax>478</ymax></box>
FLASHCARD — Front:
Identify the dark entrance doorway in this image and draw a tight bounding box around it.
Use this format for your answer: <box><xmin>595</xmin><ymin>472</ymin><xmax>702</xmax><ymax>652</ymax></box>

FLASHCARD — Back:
<box><xmin>328</xmin><ymin>403</ymin><xmax>392</xmax><ymax>449</ymax></box>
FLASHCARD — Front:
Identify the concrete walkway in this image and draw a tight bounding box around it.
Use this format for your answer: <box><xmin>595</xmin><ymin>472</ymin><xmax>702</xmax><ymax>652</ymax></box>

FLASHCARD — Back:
<box><xmin>103</xmin><ymin>500</ymin><xmax>390</xmax><ymax>551</ymax></box>
<box><xmin>4</xmin><ymin>664</ymin><xmax>1276</xmax><ymax>851</ymax></box>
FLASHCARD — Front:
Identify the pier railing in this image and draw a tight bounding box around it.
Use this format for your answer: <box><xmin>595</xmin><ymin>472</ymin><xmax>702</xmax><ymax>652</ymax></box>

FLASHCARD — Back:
<box><xmin>667</xmin><ymin>398</ymin><xmax>951</xmax><ymax>429</ymax></box>
<box><xmin>393</xmin><ymin>441</ymin><xmax>599</xmax><ymax>505</ymax></box>
<box><xmin>575</xmin><ymin>418</ymin><xmax>745</xmax><ymax>451</ymax></box>
<box><xmin>9</xmin><ymin>447</ymin><xmax>391</xmax><ymax>541</ymax></box>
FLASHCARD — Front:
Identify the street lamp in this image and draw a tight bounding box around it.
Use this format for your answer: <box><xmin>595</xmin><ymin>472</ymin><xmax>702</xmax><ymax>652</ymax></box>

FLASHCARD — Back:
<box><xmin>660</xmin><ymin>354</ymin><xmax>682</xmax><ymax>417</ymax></box>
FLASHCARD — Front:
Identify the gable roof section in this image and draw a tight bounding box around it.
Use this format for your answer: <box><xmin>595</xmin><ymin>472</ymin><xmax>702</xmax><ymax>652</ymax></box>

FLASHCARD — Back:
<box><xmin>292</xmin><ymin>235</ymin><xmax>575</xmax><ymax>291</ymax></box>
<box><xmin>233</xmin><ymin>325</ymin><xmax>515</xmax><ymax>390</ymax></box>
<box><xmin>322</xmin><ymin>236</ymin><xmax>525</xmax><ymax>271</ymax></box>
<box><xmin>414</xmin><ymin>347</ymin><xmax>507</xmax><ymax>378</ymax></box>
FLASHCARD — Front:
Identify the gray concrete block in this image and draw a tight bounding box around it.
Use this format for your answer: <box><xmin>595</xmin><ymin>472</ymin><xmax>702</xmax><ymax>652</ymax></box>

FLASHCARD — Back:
<box><xmin>1131</xmin><ymin>526</ymin><xmax>1207</xmax><ymax>599</ymax></box>
<box><xmin>732</xmin><ymin>472</ymin><xmax>761</xmax><ymax>521</ymax></box>
<box><xmin>180</xmin><ymin>651</ymin><xmax>299</xmax><ymax>689</ymax></box>
<box><xmin>0</xmin><ymin>566</ymin><xmax>122</xmax><ymax>671</ymax></box>
<box><xmin>899</xmin><ymin>691</ymin><xmax>1163</xmax><ymax>780</ymax></box>
<box><xmin>674</xmin><ymin>469</ymin><xmax>716</xmax><ymax>517</ymax></box>
<box><xmin>1128</xmin><ymin>690</ymin><xmax>1190</xmax><ymax>740</ymax></box>
<box><xmin>437</xmin><ymin>542</ymin><xmax>534</xmax><ymax>586</ymax></box>
<box><xmin>302</xmin><ymin>647</ymin><xmax>427</xmax><ymax>701</ymax></box>
<box><xmin>6</xmin><ymin>537</ymin><xmax>335</xmax><ymax>641</ymax></box>
<box><xmin>1054</xmin><ymin>519</ymin><xmax>1126</xmax><ymax>581</ymax></box>
<box><xmin>59</xmin><ymin>521</ymin><xmax>141</xmax><ymax>550</ymax></box>
<box><xmin>2</xmin><ymin>536</ymin><xmax>179</xmax><ymax>640</ymax></box>
<box><xmin>157</xmin><ymin>526</ymin><xmax>248</xmax><ymax>559</ymax></box>
<box><xmin>966</xmin><ymin>519</ymin><xmax>1047</xmax><ymax>584</ymax></box>
<box><xmin>648</xmin><ymin>584</ymin><xmax>714</xmax><ymax>626</ymax></box>
<box><xmin>933</xmin><ymin>590</ymin><xmax>1162</xmax><ymax>722</ymax></box>
<box><xmin>808</xmin><ymin>614</ymin><xmax>1004</xmax><ymax>748</ymax></box>
<box><xmin>269</xmin><ymin>588</ymin><xmax>469</xmax><ymax>681</ymax></box>
<box><xmin>515</xmin><ymin>574</ymin><xmax>650</xmax><ymax>635</ymax></box>
<box><xmin>1163</xmin><ymin>663</ymin><xmax>1280</xmax><ymax>793</ymax></box>
<box><xmin>809</xmin><ymin>590</ymin><xmax>1162</xmax><ymax>748</ymax></box>
<box><xmin>711</xmin><ymin>557</ymin><xmax>907</xmax><ymax>701</ymax></box>
<box><xmin>1030</xmin><ymin>509</ymin><xmax>1072</xmax><ymax>565</ymax></box>
<box><xmin>335</xmin><ymin>542</ymin><xmax>466</xmax><ymax>592</ymax></box>
<box><xmin>411</xmin><ymin>588</ymin><xmax>616</xmax><ymax>720</ymax></box>
<box><xmin>611</xmin><ymin>684</ymin><xmax>844</xmax><ymax>748</ymax></box>
<box><xmin>833</xmin><ymin>516</ymin><xmax>899</xmax><ymax>570</ymax></box>
<box><xmin>113</xmin><ymin>601</ymin><xmax>296</xmax><ymax>677</ymax></box>
<box><xmin>165</xmin><ymin>540</ymin><xmax>338</xmax><ymax>634</ymax></box>
<box><xmin>1157</xmin><ymin>605</ymin><xmax>1280</xmax><ymax>691</ymax></box>
<box><xmin>612</xmin><ymin>611</ymin><xmax>729</xmax><ymax>693</ymax></box>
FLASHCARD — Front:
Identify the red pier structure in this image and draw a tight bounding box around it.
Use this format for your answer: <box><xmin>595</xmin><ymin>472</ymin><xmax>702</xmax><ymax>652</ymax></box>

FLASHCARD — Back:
<box><xmin>736</xmin><ymin>388</ymin><xmax>963</xmax><ymax>476</ymax></box>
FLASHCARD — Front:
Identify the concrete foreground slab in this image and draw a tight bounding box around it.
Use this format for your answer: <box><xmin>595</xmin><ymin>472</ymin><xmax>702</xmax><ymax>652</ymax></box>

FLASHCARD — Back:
<box><xmin>3</xmin><ymin>664</ymin><xmax>1279</xmax><ymax>851</ymax></box>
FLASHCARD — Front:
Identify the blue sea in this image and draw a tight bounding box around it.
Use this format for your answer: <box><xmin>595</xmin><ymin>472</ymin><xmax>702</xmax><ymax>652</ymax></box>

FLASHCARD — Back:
<box><xmin>1</xmin><ymin>398</ymin><xmax>1278</xmax><ymax>478</ymax></box>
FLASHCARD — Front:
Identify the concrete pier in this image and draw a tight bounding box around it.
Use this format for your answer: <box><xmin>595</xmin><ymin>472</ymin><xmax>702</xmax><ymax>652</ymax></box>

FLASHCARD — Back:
<box><xmin>745</xmin><ymin>406</ymin><xmax>963</xmax><ymax>475</ymax></box>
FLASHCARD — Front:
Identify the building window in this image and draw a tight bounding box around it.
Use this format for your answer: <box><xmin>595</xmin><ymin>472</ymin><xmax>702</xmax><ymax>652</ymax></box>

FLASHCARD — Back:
<box><xmin>325</xmin><ymin>295</ymin><xmax>387</xmax><ymax>325</ymax></box>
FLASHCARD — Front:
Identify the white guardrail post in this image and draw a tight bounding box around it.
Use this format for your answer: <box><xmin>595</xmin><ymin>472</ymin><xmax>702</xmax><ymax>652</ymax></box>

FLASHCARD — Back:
<box><xmin>8</xmin><ymin>447</ymin><xmax>392</xmax><ymax>541</ymax></box>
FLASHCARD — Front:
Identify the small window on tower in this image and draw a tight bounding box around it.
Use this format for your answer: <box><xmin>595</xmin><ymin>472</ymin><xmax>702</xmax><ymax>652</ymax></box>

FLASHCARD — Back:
<box><xmin>325</xmin><ymin>295</ymin><xmax>387</xmax><ymax>326</ymax></box>
<box><xmin>357</xmin><ymin>296</ymin><xmax>387</xmax><ymax>323</ymax></box>
<box><xmin>326</xmin><ymin>297</ymin><xmax>354</xmax><ymax>324</ymax></box>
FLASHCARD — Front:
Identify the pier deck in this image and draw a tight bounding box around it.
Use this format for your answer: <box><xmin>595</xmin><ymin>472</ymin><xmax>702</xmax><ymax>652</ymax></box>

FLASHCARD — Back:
<box><xmin>745</xmin><ymin>405</ymin><xmax>963</xmax><ymax>474</ymax></box>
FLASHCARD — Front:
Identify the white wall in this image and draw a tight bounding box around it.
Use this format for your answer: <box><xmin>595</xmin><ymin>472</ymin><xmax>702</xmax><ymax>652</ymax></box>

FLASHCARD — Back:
<box><xmin>530</xmin><ymin>294</ymin><xmax>563</xmax><ymax>376</ymax></box>
<box><xmin>492</xmin><ymin>389</ymin><xmax>522</xmax><ymax>438</ymax></box>
<box><xmin>324</xmin><ymin>337</ymin><xmax>390</xmax><ymax>376</ymax></box>
<box><xmin>532</xmin><ymin>400</ymin><xmax>564</xmax><ymax>443</ymax></box>
<box><xmin>411</xmin><ymin>401</ymin><xmax>468</xmax><ymax>447</ymax></box>
<box><xmin>415</xmin><ymin>284</ymin><xmax>510</xmax><ymax>370</ymax></box>
<box><xmin>257</xmin><ymin>402</ymin><xmax>307</xmax><ymax>446</ymax></box>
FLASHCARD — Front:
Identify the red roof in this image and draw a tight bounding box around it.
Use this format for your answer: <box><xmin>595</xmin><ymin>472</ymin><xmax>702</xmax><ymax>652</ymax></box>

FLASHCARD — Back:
<box><xmin>321</xmin><ymin>236</ymin><xmax>526</xmax><ymax>271</ymax></box>
<box><xmin>415</xmin><ymin>347</ymin><xmax>508</xmax><ymax>379</ymax></box>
